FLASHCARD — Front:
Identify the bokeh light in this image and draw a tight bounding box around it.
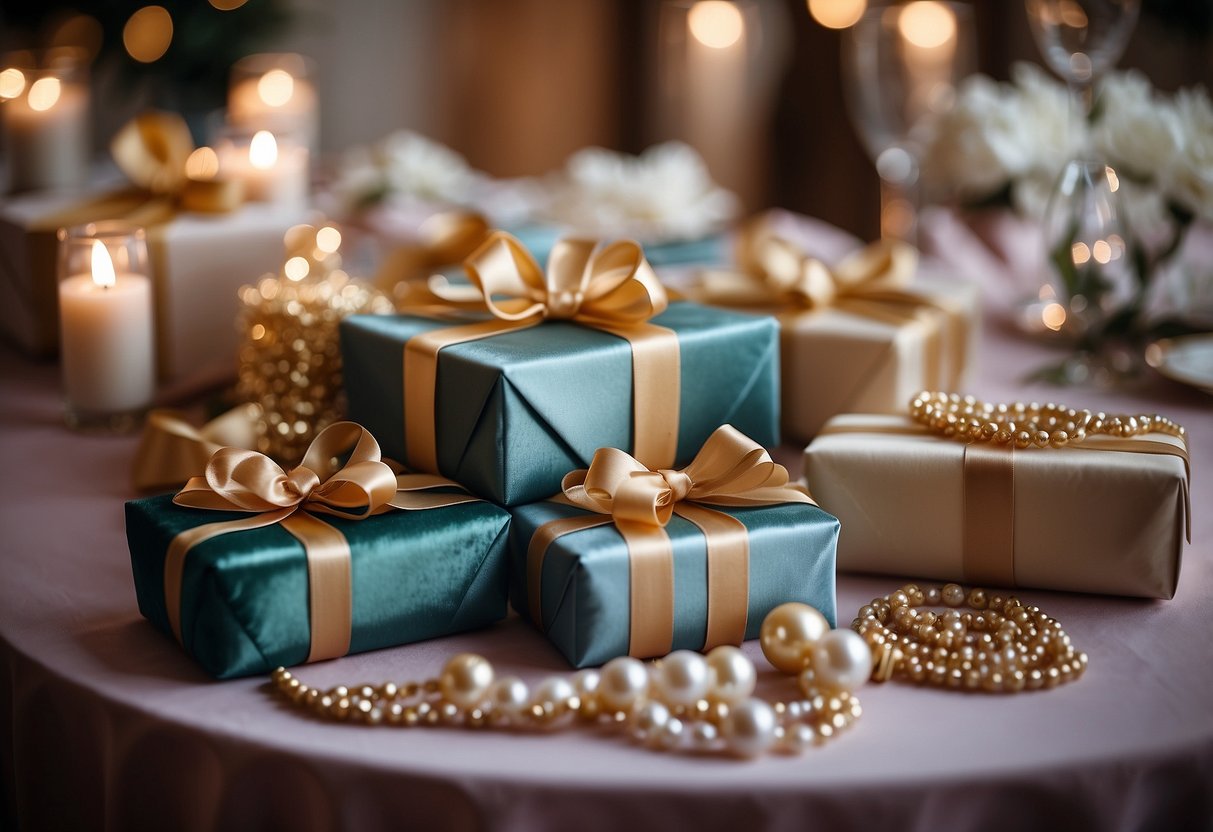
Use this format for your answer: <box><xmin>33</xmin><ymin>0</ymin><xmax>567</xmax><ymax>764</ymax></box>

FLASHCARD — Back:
<box><xmin>689</xmin><ymin>1</ymin><xmax>744</xmax><ymax>49</ymax></box>
<box><xmin>124</xmin><ymin>6</ymin><xmax>174</xmax><ymax>64</ymax></box>
<box><xmin>807</xmin><ymin>0</ymin><xmax>867</xmax><ymax>30</ymax></box>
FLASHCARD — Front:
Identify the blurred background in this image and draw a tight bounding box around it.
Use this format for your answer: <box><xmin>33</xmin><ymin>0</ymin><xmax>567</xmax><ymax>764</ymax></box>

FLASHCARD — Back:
<box><xmin>1</xmin><ymin>0</ymin><xmax>1210</xmax><ymax>240</ymax></box>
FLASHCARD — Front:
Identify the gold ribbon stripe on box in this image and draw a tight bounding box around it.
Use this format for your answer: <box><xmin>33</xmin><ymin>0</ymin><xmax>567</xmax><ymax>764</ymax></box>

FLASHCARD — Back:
<box><xmin>399</xmin><ymin>231</ymin><xmax>680</xmax><ymax>475</ymax></box>
<box><xmin>527</xmin><ymin>425</ymin><xmax>817</xmax><ymax>658</ymax></box>
<box><xmin>815</xmin><ymin>420</ymin><xmax>1191</xmax><ymax>587</ymax></box>
<box><xmin>17</xmin><ymin>111</ymin><xmax>243</xmax><ymax>359</ymax></box>
<box><xmin>696</xmin><ymin>214</ymin><xmax>970</xmax><ymax>405</ymax></box>
<box><xmin>164</xmin><ymin>422</ymin><xmax>479</xmax><ymax>663</ymax></box>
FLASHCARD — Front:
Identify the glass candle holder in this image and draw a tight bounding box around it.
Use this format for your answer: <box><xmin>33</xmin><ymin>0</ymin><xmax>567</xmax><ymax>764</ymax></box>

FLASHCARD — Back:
<box><xmin>1</xmin><ymin>48</ymin><xmax>90</xmax><ymax>193</ymax></box>
<box><xmin>57</xmin><ymin>222</ymin><xmax>156</xmax><ymax>433</ymax></box>
<box><xmin>214</xmin><ymin>124</ymin><xmax>310</xmax><ymax>206</ymax></box>
<box><xmin>227</xmin><ymin>52</ymin><xmax>319</xmax><ymax>154</ymax></box>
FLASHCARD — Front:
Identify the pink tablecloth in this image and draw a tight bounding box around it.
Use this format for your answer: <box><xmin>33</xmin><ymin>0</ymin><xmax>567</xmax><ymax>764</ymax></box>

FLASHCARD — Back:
<box><xmin>2</xmin><ymin>232</ymin><xmax>1212</xmax><ymax>831</ymax></box>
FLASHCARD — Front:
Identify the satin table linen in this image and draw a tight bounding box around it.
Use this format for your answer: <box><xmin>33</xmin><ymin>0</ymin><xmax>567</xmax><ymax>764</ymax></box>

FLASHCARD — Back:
<box><xmin>3</xmin><ymin>236</ymin><xmax>1212</xmax><ymax>832</ymax></box>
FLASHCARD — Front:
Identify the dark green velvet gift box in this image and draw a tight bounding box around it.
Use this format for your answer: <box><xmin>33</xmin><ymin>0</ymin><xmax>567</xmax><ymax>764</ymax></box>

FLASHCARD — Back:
<box><xmin>509</xmin><ymin>500</ymin><xmax>839</xmax><ymax>669</ymax></box>
<box><xmin>126</xmin><ymin>494</ymin><xmax>512</xmax><ymax>679</ymax></box>
<box><xmin>340</xmin><ymin>301</ymin><xmax>780</xmax><ymax>507</ymax></box>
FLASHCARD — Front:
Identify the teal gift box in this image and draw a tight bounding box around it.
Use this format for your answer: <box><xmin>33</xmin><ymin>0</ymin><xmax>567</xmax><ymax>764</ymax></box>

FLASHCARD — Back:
<box><xmin>340</xmin><ymin>301</ymin><xmax>780</xmax><ymax>507</ymax></box>
<box><xmin>126</xmin><ymin>493</ymin><xmax>511</xmax><ymax>679</ymax></box>
<box><xmin>509</xmin><ymin>500</ymin><xmax>839</xmax><ymax>669</ymax></box>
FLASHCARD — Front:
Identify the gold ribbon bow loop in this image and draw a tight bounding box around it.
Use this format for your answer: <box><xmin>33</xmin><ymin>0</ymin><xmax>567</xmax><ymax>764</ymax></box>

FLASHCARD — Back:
<box><xmin>131</xmin><ymin>404</ymin><xmax>263</xmax><ymax>492</ymax></box>
<box><xmin>463</xmin><ymin>231</ymin><xmax>669</xmax><ymax>325</ymax></box>
<box><xmin>377</xmin><ymin>211</ymin><xmax>493</xmax><ymax>299</ymax></box>
<box><xmin>112</xmin><ymin>111</ymin><xmax>194</xmax><ymax>197</ymax></box>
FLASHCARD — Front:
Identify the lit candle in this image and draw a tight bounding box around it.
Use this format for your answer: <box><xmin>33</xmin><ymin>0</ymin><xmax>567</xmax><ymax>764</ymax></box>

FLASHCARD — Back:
<box><xmin>58</xmin><ymin>228</ymin><xmax>156</xmax><ymax>428</ymax></box>
<box><xmin>216</xmin><ymin>129</ymin><xmax>309</xmax><ymax>205</ymax></box>
<box><xmin>2</xmin><ymin>68</ymin><xmax>89</xmax><ymax>193</ymax></box>
<box><xmin>227</xmin><ymin>53</ymin><xmax>319</xmax><ymax>152</ymax></box>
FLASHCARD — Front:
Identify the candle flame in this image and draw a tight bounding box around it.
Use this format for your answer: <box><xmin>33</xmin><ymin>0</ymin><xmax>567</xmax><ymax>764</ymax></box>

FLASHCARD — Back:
<box><xmin>27</xmin><ymin>77</ymin><xmax>61</xmax><ymax>111</ymax></box>
<box><xmin>688</xmin><ymin>1</ymin><xmax>744</xmax><ymax>49</ymax></box>
<box><xmin>185</xmin><ymin>146</ymin><xmax>220</xmax><ymax>180</ymax></box>
<box><xmin>258</xmin><ymin>68</ymin><xmax>295</xmax><ymax>107</ymax></box>
<box><xmin>0</xmin><ymin>67</ymin><xmax>25</xmax><ymax>100</ymax></box>
<box><xmin>898</xmin><ymin>1</ymin><xmax>956</xmax><ymax>49</ymax></box>
<box><xmin>91</xmin><ymin>241</ymin><xmax>116</xmax><ymax>288</ymax></box>
<box><xmin>249</xmin><ymin>130</ymin><xmax>278</xmax><ymax>169</ymax></box>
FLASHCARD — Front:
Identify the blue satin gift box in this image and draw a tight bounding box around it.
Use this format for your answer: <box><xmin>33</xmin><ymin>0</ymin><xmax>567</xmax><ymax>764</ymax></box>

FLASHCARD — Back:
<box><xmin>340</xmin><ymin>302</ymin><xmax>780</xmax><ymax>506</ymax></box>
<box><xmin>509</xmin><ymin>500</ymin><xmax>839</xmax><ymax>669</ymax></box>
<box><xmin>126</xmin><ymin>494</ymin><xmax>512</xmax><ymax>679</ymax></box>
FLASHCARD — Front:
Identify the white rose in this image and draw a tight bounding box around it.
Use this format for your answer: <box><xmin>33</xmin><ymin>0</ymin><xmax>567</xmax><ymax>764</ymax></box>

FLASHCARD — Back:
<box><xmin>1092</xmin><ymin>70</ymin><xmax>1183</xmax><ymax>182</ymax></box>
<box><xmin>1011</xmin><ymin>62</ymin><xmax>1084</xmax><ymax>183</ymax></box>
<box><xmin>332</xmin><ymin>147</ymin><xmax>388</xmax><ymax>212</ymax></box>
<box><xmin>920</xmin><ymin>74</ymin><xmax>1032</xmax><ymax>200</ymax></box>
<box><xmin>377</xmin><ymin>130</ymin><xmax>477</xmax><ymax>204</ymax></box>
<box><xmin>1164</xmin><ymin>87</ymin><xmax>1213</xmax><ymax>221</ymax></box>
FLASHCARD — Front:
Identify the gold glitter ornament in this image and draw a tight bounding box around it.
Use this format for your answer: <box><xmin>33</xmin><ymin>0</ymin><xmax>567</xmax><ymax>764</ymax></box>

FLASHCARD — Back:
<box><xmin>236</xmin><ymin>224</ymin><xmax>394</xmax><ymax>465</ymax></box>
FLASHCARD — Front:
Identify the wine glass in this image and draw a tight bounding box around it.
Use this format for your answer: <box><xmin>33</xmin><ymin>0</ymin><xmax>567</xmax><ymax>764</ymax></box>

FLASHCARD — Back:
<box><xmin>842</xmin><ymin>2</ymin><xmax>976</xmax><ymax>242</ymax></box>
<box><xmin>1024</xmin><ymin>0</ymin><xmax>1140</xmax><ymax>377</ymax></box>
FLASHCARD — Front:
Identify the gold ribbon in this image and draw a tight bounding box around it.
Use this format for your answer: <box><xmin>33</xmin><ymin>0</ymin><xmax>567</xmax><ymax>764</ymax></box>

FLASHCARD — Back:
<box><xmin>15</xmin><ymin>111</ymin><xmax>244</xmax><ymax>355</ymax></box>
<box><xmin>163</xmin><ymin>422</ymin><xmax>478</xmax><ymax>663</ymax></box>
<box><xmin>400</xmin><ymin>230</ymin><xmax>681</xmax><ymax>476</ymax></box>
<box><xmin>815</xmin><ymin>418</ymin><xmax>1191</xmax><ymax>586</ymax></box>
<box><xmin>132</xmin><ymin>404</ymin><xmax>264</xmax><ymax>492</ymax></box>
<box><xmin>527</xmin><ymin>425</ymin><xmax>817</xmax><ymax>658</ymax></box>
<box><xmin>375</xmin><ymin>211</ymin><xmax>493</xmax><ymax>301</ymax></box>
<box><xmin>696</xmin><ymin>213</ymin><xmax>970</xmax><ymax>402</ymax></box>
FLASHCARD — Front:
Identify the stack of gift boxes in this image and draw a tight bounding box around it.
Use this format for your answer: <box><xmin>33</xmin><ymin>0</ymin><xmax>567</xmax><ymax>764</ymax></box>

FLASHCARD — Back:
<box><xmin>123</xmin><ymin>219</ymin><xmax>1190</xmax><ymax>680</ymax></box>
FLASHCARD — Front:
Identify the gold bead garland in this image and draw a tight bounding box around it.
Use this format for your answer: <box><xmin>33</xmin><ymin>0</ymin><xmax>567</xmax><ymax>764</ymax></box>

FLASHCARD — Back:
<box><xmin>910</xmin><ymin>391</ymin><xmax>1184</xmax><ymax>449</ymax></box>
<box><xmin>853</xmin><ymin>583</ymin><xmax>1088</xmax><ymax>693</ymax></box>
<box><xmin>236</xmin><ymin>224</ymin><xmax>394</xmax><ymax>465</ymax></box>
<box><xmin>270</xmin><ymin>605</ymin><xmax>869</xmax><ymax>759</ymax></box>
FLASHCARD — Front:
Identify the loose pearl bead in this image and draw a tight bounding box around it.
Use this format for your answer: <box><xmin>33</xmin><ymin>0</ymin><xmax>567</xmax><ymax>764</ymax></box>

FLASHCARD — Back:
<box><xmin>721</xmin><ymin>698</ymin><xmax>777</xmax><ymax>758</ymax></box>
<box><xmin>942</xmin><ymin>583</ymin><xmax>965</xmax><ymax>607</ymax></box>
<box><xmin>657</xmin><ymin>717</ymin><xmax>686</xmax><ymax>751</ymax></box>
<box><xmin>631</xmin><ymin>700</ymin><xmax>670</xmax><ymax>744</ymax></box>
<box><xmin>599</xmin><ymin>656</ymin><xmax>649</xmax><ymax>711</ymax></box>
<box><xmin>488</xmin><ymin>676</ymin><xmax>529</xmax><ymax>718</ymax></box>
<box><xmin>654</xmin><ymin>650</ymin><xmax>711</xmax><ymax>707</ymax></box>
<box><xmin>760</xmin><ymin>602</ymin><xmax>829</xmax><ymax>675</ymax></box>
<box><xmin>808</xmin><ymin>629</ymin><xmax>874</xmax><ymax>694</ymax></box>
<box><xmin>439</xmin><ymin>654</ymin><xmax>494</xmax><ymax>709</ymax></box>
<box><xmin>706</xmin><ymin>645</ymin><xmax>757</xmax><ymax>704</ymax></box>
<box><xmin>572</xmin><ymin>669</ymin><xmax>601</xmax><ymax>698</ymax></box>
<box><xmin>532</xmin><ymin>676</ymin><xmax>575</xmax><ymax>709</ymax></box>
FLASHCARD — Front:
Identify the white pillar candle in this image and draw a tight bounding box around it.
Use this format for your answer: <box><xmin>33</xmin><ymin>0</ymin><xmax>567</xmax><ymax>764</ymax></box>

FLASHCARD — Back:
<box><xmin>2</xmin><ymin>73</ymin><xmax>89</xmax><ymax>193</ymax></box>
<box><xmin>228</xmin><ymin>56</ymin><xmax>319</xmax><ymax>152</ymax></box>
<box><xmin>217</xmin><ymin>129</ymin><xmax>309</xmax><ymax>206</ymax></box>
<box><xmin>59</xmin><ymin>240</ymin><xmax>156</xmax><ymax>417</ymax></box>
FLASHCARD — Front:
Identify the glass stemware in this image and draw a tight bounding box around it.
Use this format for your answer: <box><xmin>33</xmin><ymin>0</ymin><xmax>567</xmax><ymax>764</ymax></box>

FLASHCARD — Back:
<box><xmin>842</xmin><ymin>2</ymin><xmax>976</xmax><ymax>242</ymax></box>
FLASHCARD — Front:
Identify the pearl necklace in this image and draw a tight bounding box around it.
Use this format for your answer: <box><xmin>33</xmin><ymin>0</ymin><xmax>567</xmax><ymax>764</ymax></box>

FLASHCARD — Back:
<box><xmin>910</xmin><ymin>391</ymin><xmax>1184</xmax><ymax>448</ymax></box>
<box><xmin>853</xmin><ymin>583</ymin><xmax>1087</xmax><ymax>693</ymax></box>
<box><xmin>272</xmin><ymin>603</ymin><xmax>870</xmax><ymax>758</ymax></box>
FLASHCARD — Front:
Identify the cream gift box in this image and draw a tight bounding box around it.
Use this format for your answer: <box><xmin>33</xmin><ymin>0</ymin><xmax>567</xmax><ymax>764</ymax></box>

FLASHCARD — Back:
<box><xmin>0</xmin><ymin>189</ymin><xmax>306</xmax><ymax>383</ymax></box>
<box><xmin>681</xmin><ymin>216</ymin><xmax>979</xmax><ymax>442</ymax></box>
<box><xmin>804</xmin><ymin>414</ymin><xmax>1190</xmax><ymax>599</ymax></box>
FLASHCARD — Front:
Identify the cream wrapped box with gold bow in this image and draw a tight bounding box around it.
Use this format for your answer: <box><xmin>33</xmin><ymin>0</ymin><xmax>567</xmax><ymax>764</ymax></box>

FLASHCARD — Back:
<box><xmin>510</xmin><ymin>426</ymin><xmax>839</xmax><ymax>668</ymax></box>
<box><xmin>0</xmin><ymin>113</ymin><xmax>307</xmax><ymax>381</ymax></box>
<box><xmin>125</xmin><ymin>422</ymin><xmax>512</xmax><ymax>679</ymax></box>
<box><xmin>341</xmin><ymin>231</ymin><xmax>780</xmax><ymax>506</ymax></box>
<box><xmin>683</xmin><ymin>215</ymin><xmax>979</xmax><ymax>441</ymax></box>
<box><xmin>804</xmin><ymin>414</ymin><xmax>1190</xmax><ymax>598</ymax></box>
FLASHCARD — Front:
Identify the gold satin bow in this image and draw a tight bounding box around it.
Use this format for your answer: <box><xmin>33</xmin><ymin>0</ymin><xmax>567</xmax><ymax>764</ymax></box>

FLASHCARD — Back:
<box><xmin>401</xmin><ymin>230</ymin><xmax>680</xmax><ymax>475</ymax></box>
<box><xmin>528</xmin><ymin>426</ymin><xmax>815</xmax><ymax>658</ymax></box>
<box><xmin>376</xmin><ymin>211</ymin><xmax>493</xmax><ymax>301</ymax></box>
<box><xmin>164</xmin><ymin>422</ymin><xmax>478</xmax><ymax>663</ymax></box>
<box><xmin>725</xmin><ymin>214</ymin><xmax>919</xmax><ymax>309</ymax></box>
<box><xmin>131</xmin><ymin>404</ymin><xmax>263</xmax><ymax>492</ymax></box>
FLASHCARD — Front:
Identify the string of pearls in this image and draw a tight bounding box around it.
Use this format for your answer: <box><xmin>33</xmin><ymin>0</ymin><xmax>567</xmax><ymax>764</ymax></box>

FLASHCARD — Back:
<box><xmin>271</xmin><ymin>603</ymin><xmax>873</xmax><ymax>759</ymax></box>
<box><xmin>910</xmin><ymin>391</ymin><xmax>1184</xmax><ymax>449</ymax></box>
<box><xmin>852</xmin><ymin>583</ymin><xmax>1088</xmax><ymax>693</ymax></box>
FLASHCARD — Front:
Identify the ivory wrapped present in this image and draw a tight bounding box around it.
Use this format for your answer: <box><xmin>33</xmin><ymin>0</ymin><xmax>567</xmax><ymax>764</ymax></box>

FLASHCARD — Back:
<box><xmin>511</xmin><ymin>426</ymin><xmax>839</xmax><ymax>668</ymax></box>
<box><xmin>804</xmin><ymin>413</ymin><xmax>1190</xmax><ymax>598</ymax></box>
<box><xmin>341</xmin><ymin>231</ymin><xmax>779</xmax><ymax>506</ymax></box>
<box><xmin>683</xmin><ymin>214</ymin><xmax>979</xmax><ymax>441</ymax></box>
<box><xmin>0</xmin><ymin>112</ymin><xmax>307</xmax><ymax>381</ymax></box>
<box><xmin>125</xmin><ymin>422</ymin><xmax>512</xmax><ymax>679</ymax></box>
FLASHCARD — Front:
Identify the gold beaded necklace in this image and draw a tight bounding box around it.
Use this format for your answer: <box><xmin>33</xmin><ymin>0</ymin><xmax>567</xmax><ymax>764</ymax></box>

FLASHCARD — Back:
<box><xmin>910</xmin><ymin>391</ymin><xmax>1185</xmax><ymax>449</ymax></box>
<box><xmin>853</xmin><ymin>583</ymin><xmax>1087</xmax><ymax>693</ymax></box>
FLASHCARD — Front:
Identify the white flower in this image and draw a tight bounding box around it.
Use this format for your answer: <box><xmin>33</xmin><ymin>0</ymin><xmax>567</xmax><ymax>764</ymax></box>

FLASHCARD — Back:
<box><xmin>920</xmin><ymin>73</ymin><xmax>1034</xmax><ymax>200</ymax></box>
<box><xmin>1164</xmin><ymin>87</ymin><xmax>1213</xmax><ymax>220</ymax></box>
<box><xmin>332</xmin><ymin>130</ymin><xmax>478</xmax><ymax>212</ymax></box>
<box><xmin>1093</xmin><ymin>69</ymin><xmax>1183</xmax><ymax>182</ymax></box>
<box><xmin>546</xmin><ymin>142</ymin><xmax>738</xmax><ymax>241</ymax></box>
<box><xmin>1011</xmin><ymin>62</ymin><xmax>1083</xmax><ymax>183</ymax></box>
